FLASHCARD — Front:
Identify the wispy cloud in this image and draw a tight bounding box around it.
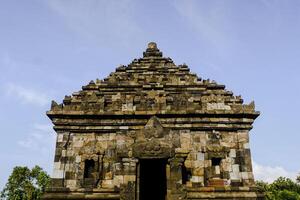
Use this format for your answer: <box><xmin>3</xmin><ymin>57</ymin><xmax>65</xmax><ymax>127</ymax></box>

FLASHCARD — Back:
<box><xmin>171</xmin><ymin>1</ymin><xmax>234</xmax><ymax>52</ymax></box>
<box><xmin>253</xmin><ymin>161</ymin><xmax>298</xmax><ymax>182</ymax></box>
<box><xmin>5</xmin><ymin>83</ymin><xmax>50</xmax><ymax>106</ymax></box>
<box><xmin>18</xmin><ymin>123</ymin><xmax>55</xmax><ymax>154</ymax></box>
<box><xmin>46</xmin><ymin>0</ymin><xmax>144</xmax><ymax>47</ymax></box>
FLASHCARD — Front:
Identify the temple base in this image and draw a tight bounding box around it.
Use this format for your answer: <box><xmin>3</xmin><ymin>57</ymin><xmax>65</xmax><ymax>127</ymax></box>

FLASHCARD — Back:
<box><xmin>42</xmin><ymin>187</ymin><xmax>265</xmax><ymax>200</ymax></box>
<box><xmin>187</xmin><ymin>187</ymin><xmax>265</xmax><ymax>199</ymax></box>
<box><xmin>42</xmin><ymin>188</ymin><xmax>120</xmax><ymax>200</ymax></box>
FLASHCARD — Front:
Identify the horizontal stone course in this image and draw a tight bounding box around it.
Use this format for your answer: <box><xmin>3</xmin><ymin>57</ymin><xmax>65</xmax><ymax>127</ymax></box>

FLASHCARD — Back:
<box><xmin>43</xmin><ymin>43</ymin><xmax>264</xmax><ymax>200</ymax></box>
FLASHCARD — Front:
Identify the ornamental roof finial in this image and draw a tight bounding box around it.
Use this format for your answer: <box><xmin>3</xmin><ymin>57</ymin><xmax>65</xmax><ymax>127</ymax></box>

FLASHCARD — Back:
<box><xmin>143</xmin><ymin>42</ymin><xmax>162</xmax><ymax>57</ymax></box>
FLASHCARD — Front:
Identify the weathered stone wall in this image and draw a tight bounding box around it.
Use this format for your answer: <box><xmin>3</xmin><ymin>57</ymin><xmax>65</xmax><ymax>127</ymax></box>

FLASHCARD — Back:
<box><xmin>51</xmin><ymin>118</ymin><xmax>255</xmax><ymax>190</ymax></box>
<box><xmin>44</xmin><ymin>43</ymin><xmax>264</xmax><ymax>199</ymax></box>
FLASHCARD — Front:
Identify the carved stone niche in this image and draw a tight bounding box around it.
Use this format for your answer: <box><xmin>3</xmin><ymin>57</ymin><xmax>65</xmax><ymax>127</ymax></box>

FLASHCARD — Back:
<box><xmin>79</xmin><ymin>155</ymin><xmax>101</xmax><ymax>188</ymax></box>
<box><xmin>78</xmin><ymin>142</ymin><xmax>105</xmax><ymax>188</ymax></box>
<box><xmin>205</xmin><ymin>144</ymin><xmax>230</xmax><ymax>187</ymax></box>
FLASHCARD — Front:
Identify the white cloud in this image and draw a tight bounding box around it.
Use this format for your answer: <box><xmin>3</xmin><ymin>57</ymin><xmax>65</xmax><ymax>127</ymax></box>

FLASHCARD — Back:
<box><xmin>46</xmin><ymin>0</ymin><xmax>144</xmax><ymax>47</ymax></box>
<box><xmin>253</xmin><ymin>161</ymin><xmax>298</xmax><ymax>183</ymax></box>
<box><xmin>171</xmin><ymin>1</ymin><xmax>233</xmax><ymax>48</ymax></box>
<box><xmin>171</xmin><ymin>0</ymin><xmax>243</xmax><ymax>61</ymax></box>
<box><xmin>5</xmin><ymin>83</ymin><xmax>50</xmax><ymax>106</ymax></box>
<box><xmin>18</xmin><ymin>123</ymin><xmax>56</xmax><ymax>154</ymax></box>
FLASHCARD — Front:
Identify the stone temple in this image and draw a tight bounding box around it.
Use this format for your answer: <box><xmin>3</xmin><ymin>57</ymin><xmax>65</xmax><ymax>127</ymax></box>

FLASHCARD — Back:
<box><xmin>43</xmin><ymin>43</ymin><xmax>264</xmax><ymax>200</ymax></box>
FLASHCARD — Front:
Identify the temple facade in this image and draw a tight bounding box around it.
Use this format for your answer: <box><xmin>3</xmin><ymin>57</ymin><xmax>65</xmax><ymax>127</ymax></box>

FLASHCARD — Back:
<box><xmin>43</xmin><ymin>43</ymin><xmax>264</xmax><ymax>200</ymax></box>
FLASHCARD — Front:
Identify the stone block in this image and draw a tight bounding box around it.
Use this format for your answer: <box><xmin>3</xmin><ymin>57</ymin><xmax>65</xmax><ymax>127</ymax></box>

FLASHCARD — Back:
<box><xmin>53</xmin><ymin>162</ymin><xmax>61</xmax><ymax>170</ymax></box>
<box><xmin>66</xmin><ymin>180</ymin><xmax>76</xmax><ymax>188</ymax></box>
<box><xmin>193</xmin><ymin>167</ymin><xmax>204</xmax><ymax>176</ymax></box>
<box><xmin>208</xmin><ymin>179</ymin><xmax>226</xmax><ymax>186</ymax></box>
<box><xmin>207</xmin><ymin>103</ymin><xmax>231</xmax><ymax>110</ymax></box>
<box><xmin>62</xmin><ymin>150</ymin><xmax>67</xmax><ymax>157</ymax></box>
<box><xmin>229</xmin><ymin>149</ymin><xmax>236</xmax><ymax>158</ymax></box>
<box><xmin>66</xmin><ymin>150</ymin><xmax>74</xmax><ymax>157</ymax></box>
<box><xmin>119</xmin><ymin>126</ymin><xmax>129</xmax><ymax>130</ymax></box>
<box><xmin>197</xmin><ymin>152</ymin><xmax>205</xmax><ymax>161</ymax></box>
<box><xmin>102</xmin><ymin>180</ymin><xmax>114</xmax><ymax>188</ymax></box>
<box><xmin>215</xmin><ymin>166</ymin><xmax>220</xmax><ymax>174</ymax></box>
<box><xmin>232</xmin><ymin>164</ymin><xmax>240</xmax><ymax>173</ymax></box>
<box><xmin>73</xmin><ymin>141</ymin><xmax>83</xmax><ymax>148</ymax></box>
<box><xmin>230</xmin><ymin>172</ymin><xmax>241</xmax><ymax>180</ymax></box>
<box><xmin>241</xmin><ymin>172</ymin><xmax>249</xmax><ymax>179</ymax></box>
<box><xmin>194</xmin><ymin>160</ymin><xmax>204</xmax><ymax>168</ymax></box>
<box><xmin>105</xmin><ymin>171</ymin><xmax>113</xmax><ymax>180</ymax></box>
<box><xmin>204</xmin><ymin>160</ymin><xmax>212</xmax><ymax>167</ymax></box>
<box><xmin>75</xmin><ymin>156</ymin><xmax>81</xmax><ymax>163</ymax></box>
<box><xmin>221</xmin><ymin>160</ymin><xmax>232</xmax><ymax>172</ymax></box>
<box><xmin>124</xmin><ymin>175</ymin><xmax>136</xmax><ymax>184</ymax></box>
<box><xmin>109</xmin><ymin>133</ymin><xmax>116</xmax><ymax>140</ymax></box>
<box><xmin>52</xmin><ymin>169</ymin><xmax>64</xmax><ymax>179</ymax></box>
<box><xmin>238</xmin><ymin>131</ymin><xmax>249</xmax><ymax>143</ymax></box>
<box><xmin>244</xmin><ymin>143</ymin><xmax>250</xmax><ymax>149</ymax></box>
<box><xmin>175</xmin><ymin>148</ymin><xmax>189</xmax><ymax>154</ymax></box>
<box><xmin>186</xmin><ymin>181</ymin><xmax>192</xmax><ymax>187</ymax></box>
<box><xmin>180</xmin><ymin>132</ymin><xmax>192</xmax><ymax>150</ymax></box>
<box><xmin>189</xmin><ymin>152</ymin><xmax>197</xmax><ymax>160</ymax></box>
<box><xmin>65</xmin><ymin>163</ymin><xmax>73</xmax><ymax>171</ymax></box>
<box><xmin>113</xmin><ymin>175</ymin><xmax>124</xmax><ymax>187</ymax></box>
<box><xmin>193</xmin><ymin>134</ymin><xmax>201</xmax><ymax>143</ymax></box>
<box><xmin>191</xmin><ymin>176</ymin><xmax>204</xmax><ymax>183</ymax></box>
<box><xmin>57</xmin><ymin>134</ymin><xmax>64</xmax><ymax>142</ymax></box>
<box><xmin>65</xmin><ymin>171</ymin><xmax>75</xmax><ymax>180</ymax></box>
<box><xmin>184</xmin><ymin>160</ymin><xmax>193</xmax><ymax>168</ymax></box>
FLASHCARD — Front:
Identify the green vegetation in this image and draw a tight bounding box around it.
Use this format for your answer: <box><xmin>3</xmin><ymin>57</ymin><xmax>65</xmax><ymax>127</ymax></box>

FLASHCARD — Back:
<box><xmin>1</xmin><ymin>164</ymin><xmax>299</xmax><ymax>200</ymax></box>
<box><xmin>1</xmin><ymin>166</ymin><xmax>50</xmax><ymax>200</ymax></box>
<box><xmin>256</xmin><ymin>175</ymin><xmax>300</xmax><ymax>200</ymax></box>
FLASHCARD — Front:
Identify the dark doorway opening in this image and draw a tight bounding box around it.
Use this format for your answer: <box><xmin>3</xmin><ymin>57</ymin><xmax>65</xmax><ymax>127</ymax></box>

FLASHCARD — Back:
<box><xmin>84</xmin><ymin>159</ymin><xmax>95</xmax><ymax>178</ymax></box>
<box><xmin>182</xmin><ymin>164</ymin><xmax>192</xmax><ymax>184</ymax></box>
<box><xmin>211</xmin><ymin>157</ymin><xmax>222</xmax><ymax>166</ymax></box>
<box><xmin>139</xmin><ymin>159</ymin><xmax>167</xmax><ymax>200</ymax></box>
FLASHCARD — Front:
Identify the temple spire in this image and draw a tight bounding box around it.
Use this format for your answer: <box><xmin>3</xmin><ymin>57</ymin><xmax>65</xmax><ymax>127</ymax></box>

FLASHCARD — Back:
<box><xmin>143</xmin><ymin>42</ymin><xmax>163</xmax><ymax>58</ymax></box>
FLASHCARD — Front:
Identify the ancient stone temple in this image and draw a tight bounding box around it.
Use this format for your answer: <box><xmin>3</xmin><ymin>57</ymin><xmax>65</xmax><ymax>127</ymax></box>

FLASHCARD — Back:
<box><xmin>43</xmin><ymin>43</ymin><xmax>264</xmax><ymax>200</ymax></box>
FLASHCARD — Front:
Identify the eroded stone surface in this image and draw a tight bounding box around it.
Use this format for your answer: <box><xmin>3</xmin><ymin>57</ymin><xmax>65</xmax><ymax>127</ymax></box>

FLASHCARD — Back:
<box><xmin>43</xmin><ymin>43</ymin><xmax>264</xmax><ymax>200</ymax></box>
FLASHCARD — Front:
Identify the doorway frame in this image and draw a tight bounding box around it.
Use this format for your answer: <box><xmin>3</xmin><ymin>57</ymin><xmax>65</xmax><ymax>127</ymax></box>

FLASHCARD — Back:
<box><xmin>136</xmin><ymin>158</ymin><xmax>169</xmax><ymax>200</ymax></box>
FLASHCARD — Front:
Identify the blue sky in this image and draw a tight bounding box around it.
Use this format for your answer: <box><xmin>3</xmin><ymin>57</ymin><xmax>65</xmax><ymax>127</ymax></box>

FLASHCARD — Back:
<box><xmin>1</xmin><ymin>0</ymin><xmax>300</xmax><ymax>189</ymax></box>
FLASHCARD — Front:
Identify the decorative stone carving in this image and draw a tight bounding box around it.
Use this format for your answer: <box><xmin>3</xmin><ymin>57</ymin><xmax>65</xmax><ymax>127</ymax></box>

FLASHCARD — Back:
<box><xmin>132</xmin><ymin>140</ymin><xmax>173</xmax><ymax>159</ymax></box>
<box><xmin>43</xmin><ymin>43</ymin><xmax>264</xmax><ymax>200</ymax></box>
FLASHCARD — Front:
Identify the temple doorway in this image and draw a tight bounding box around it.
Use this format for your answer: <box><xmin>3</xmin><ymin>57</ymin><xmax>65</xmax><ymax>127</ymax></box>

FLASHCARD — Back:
<box><xmin>138</xmin><ymin>159</ymin><xmax>167</xmax><ymax>200</ymax></box>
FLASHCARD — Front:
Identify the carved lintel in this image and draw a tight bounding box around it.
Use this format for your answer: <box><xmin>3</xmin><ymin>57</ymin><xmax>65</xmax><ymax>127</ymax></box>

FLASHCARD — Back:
<box><xmin>132</xmin><ymin>140</ymin><xmax>173</xmax><ymax>159</ymax></box>
<box><xmin>206</xmin><ymin>144</ymin><xmax>229</xmax><ymax>153</ymax></box>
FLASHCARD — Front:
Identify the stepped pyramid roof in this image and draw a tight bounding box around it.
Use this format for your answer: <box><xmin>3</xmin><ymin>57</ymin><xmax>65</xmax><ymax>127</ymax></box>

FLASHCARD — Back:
<box><xmin>48</xmin><ymin>42</ymin><xmax>258</xmax><ymax>118</ymax></box>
